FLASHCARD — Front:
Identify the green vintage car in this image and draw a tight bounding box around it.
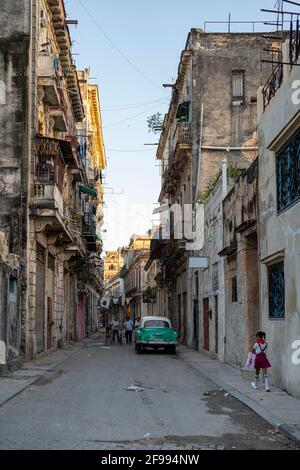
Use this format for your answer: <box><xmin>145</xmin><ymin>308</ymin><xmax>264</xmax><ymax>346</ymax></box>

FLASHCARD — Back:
<box><xmin>135</xmin><ymin>316</ymin><xmax>177</xmax><ymax>354</ymax></box>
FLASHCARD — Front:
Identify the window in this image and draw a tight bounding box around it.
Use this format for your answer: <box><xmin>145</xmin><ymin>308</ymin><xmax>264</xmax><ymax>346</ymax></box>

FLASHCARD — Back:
<box><xmin>276</xmin><ymin>128</ymin><xmax>300</xmax><ymax>212</ymax></box>
<box><xmin>268</xmin><ymin>262</ymin><xmax>285</xmax><ymax>319</ymax></box>
<box><xmin>231</xmin><ymin>276</ymin><xmax>238</xmax><ymax>303</ymax></box>
<box><xmin>232</xmin><ymin>71</ymin><xmax>244</xmax><ymax>105</ymax></box>
<box><xmin>9</xmin><ymin>277</ymin><xmax>17</xmax><ymax>295</ymax></box>
<box><xmin>144</xmin><ymin>320</ymin><xmax>170</xmax><ymax>328</ymax></box>
<box><xmin>0</xmin><ymin>80</ymin><xmax>6</xmax><ymax>105</ymax></box>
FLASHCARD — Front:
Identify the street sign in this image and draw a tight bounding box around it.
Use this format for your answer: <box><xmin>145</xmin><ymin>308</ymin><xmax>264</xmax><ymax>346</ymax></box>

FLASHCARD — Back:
<box><xmin>188</xmin><ymin>257</ymin><xmax>209</xmax><ymax>269</ymax></box>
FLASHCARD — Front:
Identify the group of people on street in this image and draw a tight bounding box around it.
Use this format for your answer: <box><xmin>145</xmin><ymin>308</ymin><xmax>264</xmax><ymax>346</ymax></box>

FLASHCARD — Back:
<box><xmin>105</xmin><ymin>316</ymin><xmax>140</xmax><ymax>345</ymax></box>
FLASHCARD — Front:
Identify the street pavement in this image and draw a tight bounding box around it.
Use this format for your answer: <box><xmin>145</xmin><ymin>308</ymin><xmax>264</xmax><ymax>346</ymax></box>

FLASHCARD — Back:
<box><xmin>0</xmin><ymin>336</ymin><xmax>298</xmax><ymax>450</ymax></box>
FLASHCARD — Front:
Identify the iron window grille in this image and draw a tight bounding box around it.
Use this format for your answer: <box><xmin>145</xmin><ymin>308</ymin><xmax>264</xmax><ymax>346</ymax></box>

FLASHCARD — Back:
<box><xmin>268</xmin><ymin>262</ymin><xmax>285</xmax><ymax>319</ymax></box>
<box><xmin>276</xmin><ymin>128</ymin><xmax>300</xmax><ymax>213</ymax></box>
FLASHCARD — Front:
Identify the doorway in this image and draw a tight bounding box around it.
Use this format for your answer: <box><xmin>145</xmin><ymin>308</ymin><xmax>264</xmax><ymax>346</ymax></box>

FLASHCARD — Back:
<box><xmin>203</xmin><ymin>298</ymin><xmax>210</xmax><ymax>351</ymax></box>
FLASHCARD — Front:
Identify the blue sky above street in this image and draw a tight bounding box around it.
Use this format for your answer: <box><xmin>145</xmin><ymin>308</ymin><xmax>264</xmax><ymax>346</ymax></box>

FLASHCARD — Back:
<box><xmin>65</xmin><ymin>0</ymin><xmax>275</xmax><ymax>251</ymax></box>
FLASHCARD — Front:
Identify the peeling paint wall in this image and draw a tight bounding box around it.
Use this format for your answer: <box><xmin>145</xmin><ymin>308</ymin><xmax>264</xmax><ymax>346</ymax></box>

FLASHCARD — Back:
<box><xmin>258</xmin><ymin>53</ymin><xmax>300</xmax><ymax>398</ymax></box>
<box><xmin>190</xmin><ymin>32</ymin><xmax>269</xmax><ymax>201</ymax></box>
<box><xmin>0</xmin><ymin>0</ymin><xmax>31</xmax><ymax>365</ymax></box>
<box><xmin>222</xmin><ymin>160</ymin><xmax>259</xmax><ymax>368</ymax></box>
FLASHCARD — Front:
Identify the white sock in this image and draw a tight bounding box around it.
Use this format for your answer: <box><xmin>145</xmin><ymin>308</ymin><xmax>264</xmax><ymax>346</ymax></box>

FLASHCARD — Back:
<box><xmin>264</xmin><ymin>375</ymin><xmax>270</xmax><ymax>389</ymax></box>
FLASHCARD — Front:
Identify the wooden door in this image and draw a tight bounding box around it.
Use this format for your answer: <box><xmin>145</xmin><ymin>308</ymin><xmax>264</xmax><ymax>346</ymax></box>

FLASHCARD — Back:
<box><xmin>36</xmin><ymin>257</ymin><xmax>45</xmax><ymax>353</ymax></box>
<box><xmin>203</xmin><ymin>298</ymin><xmax>210</xmax><ymax>351</ymax></box>
<box><xmin>47</xmin><ymin>297</ymin><xmax>53</xmax><ymax>350</ymax></box>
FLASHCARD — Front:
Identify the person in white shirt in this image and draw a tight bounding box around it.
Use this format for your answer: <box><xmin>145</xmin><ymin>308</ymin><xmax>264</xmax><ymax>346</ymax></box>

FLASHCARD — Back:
<box><xmin>124</xmin><ymin>317</ymin><xmax>133</xmax><ymax>345</ymax></box>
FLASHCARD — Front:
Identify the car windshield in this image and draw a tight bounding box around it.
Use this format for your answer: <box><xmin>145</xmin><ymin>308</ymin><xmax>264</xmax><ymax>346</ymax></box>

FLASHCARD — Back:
<box><xmin>143</xmin><ymin>320</ymin><xmax>170</xmax><ymax>328</ymax></box>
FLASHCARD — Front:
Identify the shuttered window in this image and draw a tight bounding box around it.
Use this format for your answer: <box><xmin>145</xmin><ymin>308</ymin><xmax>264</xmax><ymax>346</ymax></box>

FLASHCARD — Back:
<box><xmin>232</xmin><ymin>71</ymin><xmax>245</xmax><ymax>105</ymax></box>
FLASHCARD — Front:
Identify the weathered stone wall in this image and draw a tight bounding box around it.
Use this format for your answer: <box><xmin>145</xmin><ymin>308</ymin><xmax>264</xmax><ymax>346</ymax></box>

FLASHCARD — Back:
<box><xmin>223</xmin><ymin>159</ymin><xmax>258</xmax><ymax>249</ymax></box>
<box><xmin>221</xmin><ymin>160</ymin><xmax>259</xmax><ymax>368</ymax></box>
<box><xmin>190</xmin><ymin>32</ymin><xmax>269</xmax><ymax>200</ymax></box>
<box><xmin>197</xmin><ymin>183</ymin><xmax>223</xmax><ymax>356</ymax></box>
<box><xmin>258</xmin><ymin>57</ymin><xmax>300</xmax><ymax>398</ymax></box>
<box><xmin>0</xmin><ymin>0</ymin><xmax>31</xmax><ymax>360</ymax></box>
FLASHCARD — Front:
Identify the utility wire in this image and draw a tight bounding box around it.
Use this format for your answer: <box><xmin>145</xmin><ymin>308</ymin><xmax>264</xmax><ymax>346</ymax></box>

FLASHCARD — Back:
<box><xmin>102</xmin><ymin>98</ymin><xmax>168</xmax><ymax>112</ymax></box>
<box><xmin>77</xmin><ymin>0</ymin><xmax>163</xmax><ymax>90</ymax></box>
<box><xmin>103</xmin><ymin>103</ymin><xmax>165</xmax><ymax>129</ymax></box>
<box><xmin>106</xmin><ymin>148</ymin><xmax>155</xmax><ymax>153</ymax></box>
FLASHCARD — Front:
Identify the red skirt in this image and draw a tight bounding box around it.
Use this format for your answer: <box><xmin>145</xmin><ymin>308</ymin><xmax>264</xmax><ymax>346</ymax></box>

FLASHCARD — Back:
<box><xmin>255</xmin><ymin>353</ymin><xmax>271</xmax><ymax>369</ymax></box>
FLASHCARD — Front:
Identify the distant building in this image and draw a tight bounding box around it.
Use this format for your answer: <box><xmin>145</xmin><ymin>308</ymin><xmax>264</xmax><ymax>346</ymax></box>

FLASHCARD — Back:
<box><xmin>104</xmin><ymin>249</ymin><xmax>124</xmax><ymax>283</ymax></box>
<box><xmin>120</xmin><ymin>234</ymin><xmax>151</xmax><ymax>321</ymax></box>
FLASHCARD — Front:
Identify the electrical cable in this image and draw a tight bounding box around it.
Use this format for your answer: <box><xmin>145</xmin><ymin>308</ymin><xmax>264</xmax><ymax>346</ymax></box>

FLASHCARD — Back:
<box><xmin>106</xmin><ymin>148</ymin><xmax>155</xmax><ymax>153</ymax></box>
<box><xmin>77</xmin><ymin>0</ymin><xmax>164</xmax><ymax>90</ymax></box>
<box><xmin>102</xmin><ymin>98</ymin><xmax>169</xmax><ymax>112</ymax></box>
<box><xmin>103</xmin><ymin>103</ymin><xmax>165</xmax><ymax>129</ymax></box>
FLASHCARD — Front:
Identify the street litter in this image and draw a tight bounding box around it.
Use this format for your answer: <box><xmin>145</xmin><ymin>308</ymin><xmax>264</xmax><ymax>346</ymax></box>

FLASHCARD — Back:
<box><xmin>127</xmin><ymin>384</ymin><xmax>144</xmax><ymax>392</ymax></box>
<box><xmin>224</xmin><ymin>393</ymin><xmax>230</xmax><ymax>397</ymax></box>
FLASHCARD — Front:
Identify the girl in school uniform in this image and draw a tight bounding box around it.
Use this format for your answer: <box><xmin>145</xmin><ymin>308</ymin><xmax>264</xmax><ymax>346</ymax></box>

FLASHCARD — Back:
<box><xmin>251</xmin><ymin>331</ymin><xmax>272</xmax><ymax>392</ymax></box>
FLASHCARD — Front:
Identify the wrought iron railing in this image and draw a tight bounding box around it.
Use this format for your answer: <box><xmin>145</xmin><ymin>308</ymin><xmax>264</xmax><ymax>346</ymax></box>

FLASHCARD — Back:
<box><xmin>289</xmin><ymin>17</ymin><xmax>300</xmax><ymax>66</ymax></box>
<box><xmin>262</xmin><ymin>63</ymin><xmax>283</xmax><ymax>110</ymax></box>
<box><xmin>174</xmin><ymin>122</ymin><xmax>192</xmax><ymax>146</ymax></box>
<box><xmin>82</xmin><ymin>213</ymin><xmax>97</xmax><ymax>239</ymax></box>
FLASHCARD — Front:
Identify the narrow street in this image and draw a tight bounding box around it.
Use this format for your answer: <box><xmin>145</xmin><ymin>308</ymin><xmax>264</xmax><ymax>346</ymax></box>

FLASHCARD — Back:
<box><xmin>0</xmin><ymin>336</ymin><xmax>297</xmax><ymax>451</ymax></box>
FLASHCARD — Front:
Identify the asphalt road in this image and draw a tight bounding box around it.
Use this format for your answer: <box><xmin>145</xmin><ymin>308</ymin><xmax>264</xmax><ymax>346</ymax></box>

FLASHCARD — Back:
<box><xmin>0</xmin><ymin>336</ymin><xmax>298</xmax><ymax>450</ymax></box>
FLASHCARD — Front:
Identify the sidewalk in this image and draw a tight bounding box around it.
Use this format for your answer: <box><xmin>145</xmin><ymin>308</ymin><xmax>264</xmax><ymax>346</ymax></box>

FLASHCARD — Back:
<box><xmin>178</xmin><ymin>345</ymin><xmax>300</xmax><ymax>445</ymax></box>
<box><xmin>0</xmin><ymin>335</ymin><xmax>100</xmax><ymax>408</ymax></box>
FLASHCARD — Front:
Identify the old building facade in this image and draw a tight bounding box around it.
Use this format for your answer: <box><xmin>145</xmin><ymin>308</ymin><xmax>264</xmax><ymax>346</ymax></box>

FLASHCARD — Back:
<box><xmin>257</xmin><ymin>29</ymin><xmax>300</xmax><ymax>398</ymax></box>
<box><xmin>104</xmin><ymin>249</ymin><xmax>124</xmax><ymax>283</ymax></box>
<box><xmin>149</xmin><ymin>30</ymin><xmax>270</xmax><ymax>349</ymax></box>
<box><xmin>0</xmin><ymin>0</ymin><xmax>106</xmax><ymax>368</ymax></box>
<box><xmin>120</xmin><ymin>234</ymin><xmax>151</xmax><ymax>322</ymax></box>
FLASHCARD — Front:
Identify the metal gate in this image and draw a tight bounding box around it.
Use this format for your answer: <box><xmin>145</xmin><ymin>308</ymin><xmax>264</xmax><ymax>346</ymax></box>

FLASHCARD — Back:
<box><xmin>36</xmin><ymin>243</ymin><xmax>46</xmax><ymax>354</ymax></box>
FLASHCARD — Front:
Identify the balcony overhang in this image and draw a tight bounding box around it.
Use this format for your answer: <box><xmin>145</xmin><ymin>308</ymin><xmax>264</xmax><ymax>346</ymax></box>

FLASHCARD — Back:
<box><xmin>38</xmin><ymin>78</ymin><xmax>60</xmax><ymax>106</ymax></box>
<box><xmin>47</xmin><ymin>0</ymin><xmax>84</xmax><ymax>122</ymax></box>
<box><xmin>36</xmin><ymin>135</ymin><xmax>77</xmax><ymax>167</ymax></box>
<box><xmin>50</xmin><ymin>109</ymin><xmax>67</xmax><ymax>132</ymax></box>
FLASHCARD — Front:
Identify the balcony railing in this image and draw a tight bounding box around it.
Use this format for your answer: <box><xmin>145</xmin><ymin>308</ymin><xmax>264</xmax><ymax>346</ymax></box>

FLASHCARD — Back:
<box><xmin>83</xmin><ymin>213</ymin><xmax>97</xmax><ymax>239</ymax></box>
<box><xmin>170</xmin><ymin>122</ymin><xmax>192</xmax><ymax>163</ymax></box>
<box><xmin>262</xmin><ymin>63</ymin><xmax>283</xmax><ymax>110</ymax></box>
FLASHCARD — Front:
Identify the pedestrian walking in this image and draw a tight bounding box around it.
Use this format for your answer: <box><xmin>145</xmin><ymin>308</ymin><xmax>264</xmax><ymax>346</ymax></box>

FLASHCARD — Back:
<box><xmin>105</xmin><ymin>323</ymin><xmax>112</xmax><ymax>344</ymax></box>
<box><xmin>134</xmin><ymin>316</ymin><xmax>141</xmax><ymax>329</ymax></box>
<box><xmin>118</xmin><ymin>319</ymin><xmax>124</xmax><ymax>345</ymax></box>
<box><xmin>251</xmin><ymin>331</ymin><xmax>272</xmax><ymax>392</ymax></box>
<box><xmin>111</xmin><ymin>317</ymin><xmax>120</xmax><ymax>344</ymax></box>
<box><xmin>124</xmin><ymin>317</ymin><xmax>134</xmax><ymax>345</ymax></box>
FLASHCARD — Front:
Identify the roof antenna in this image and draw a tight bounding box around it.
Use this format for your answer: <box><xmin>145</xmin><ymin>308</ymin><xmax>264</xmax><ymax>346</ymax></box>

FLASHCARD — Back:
<box><xmin>228</xmin><ymin>13</ymin><xmax>231</xmax><ymax>33</ymax></box>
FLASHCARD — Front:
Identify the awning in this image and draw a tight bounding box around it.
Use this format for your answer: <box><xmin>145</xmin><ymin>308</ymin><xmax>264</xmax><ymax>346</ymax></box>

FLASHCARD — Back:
<box><xmin>79</xmin><ymin>184</ymin><xmax>98</xmax><ymax>198</ymax></box>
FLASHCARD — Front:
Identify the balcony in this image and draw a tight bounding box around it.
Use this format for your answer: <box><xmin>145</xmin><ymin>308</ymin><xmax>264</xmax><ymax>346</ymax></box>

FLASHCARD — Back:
<box><xmin>170</xmin><ymin>122</ymin><xmax>192</xmax><ymax>164</ymax></box>
<box><xmin>82</xmin><ymin>213</ymin><xmax>97</xmax><ymax>252</ymax></box>
<box><xmin>38</xmin><ymin>55</ymin><xmax>61</xmax><ymax>106</ymax></box>
<box><xmin>262</xmin><ymin>63</ymin><xmax>283</xmax><ymax>111</ymax></box>
<box><xmin>49</xmin><ymin>108</ymin><xmax>68</xmax><ymax>132</ymax></box>
<box><xmin>262</xmin><ymin>21</ymin><xmax>300</xmax><ymax>110</ymax></box>
<box><xmin>30</xmin><ymin>137</ymin><xmax>86</xmax><ymax>253</ymax></box>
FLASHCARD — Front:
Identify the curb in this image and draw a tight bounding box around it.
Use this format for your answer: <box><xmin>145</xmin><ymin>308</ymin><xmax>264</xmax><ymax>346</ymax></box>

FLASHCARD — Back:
<box><xmin>0</xmin><ymin>335</ymin><xmax>100</xmax><ymax>408</ymax></box>
<box><xmin>177</xmin><ymin>350</ymin><xmax>300</xmax><ymax>446</ymax></box>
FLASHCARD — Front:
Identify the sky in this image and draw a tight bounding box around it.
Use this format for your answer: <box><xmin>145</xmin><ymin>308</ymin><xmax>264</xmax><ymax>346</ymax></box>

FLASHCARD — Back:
<box><xmin>65</xmin><ymin>0</ymin><xmax>276</xmax><ymax>253</ymax></box>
